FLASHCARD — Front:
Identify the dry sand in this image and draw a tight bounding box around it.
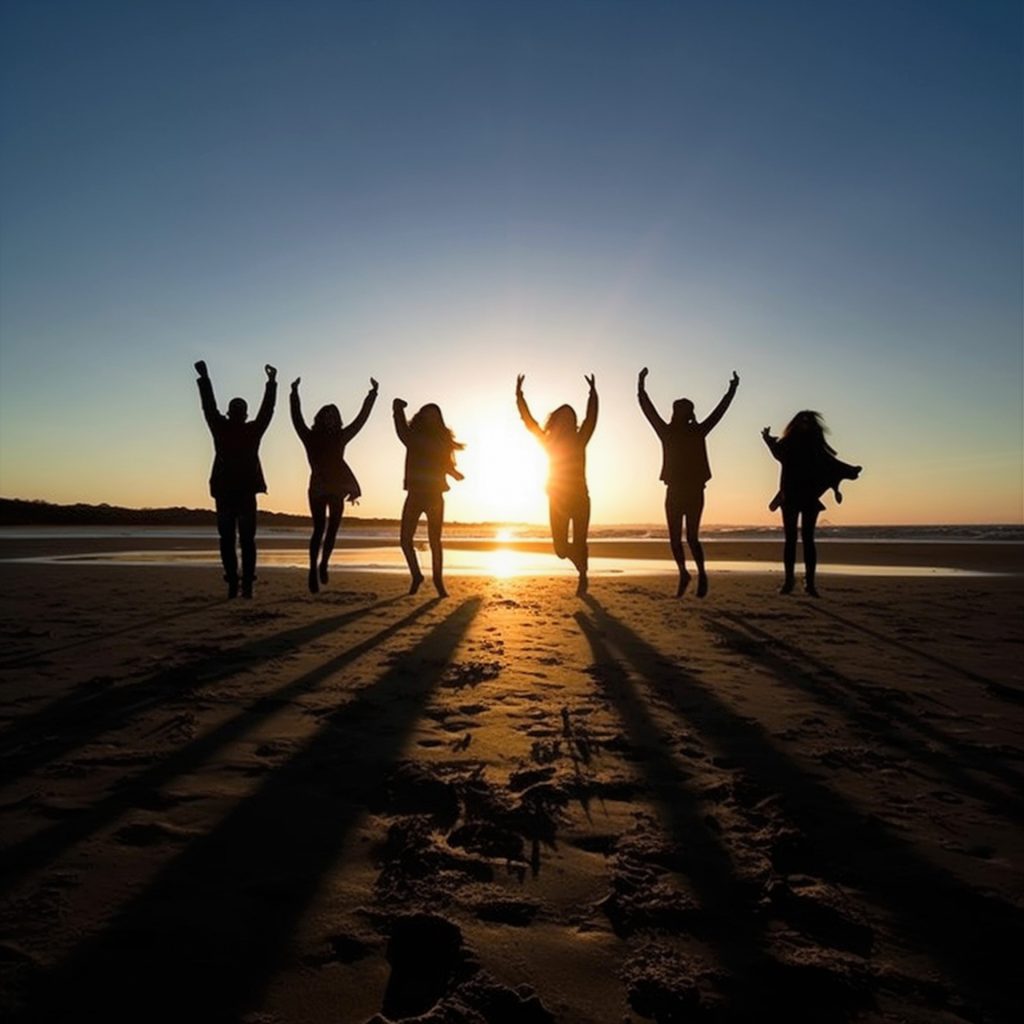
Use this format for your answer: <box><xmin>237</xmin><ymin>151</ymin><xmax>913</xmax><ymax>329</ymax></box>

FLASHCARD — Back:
<box><xmin>0</xmin><ymin>538</ymin><xmax>1022</xmax><ymax>1023</ymax></box>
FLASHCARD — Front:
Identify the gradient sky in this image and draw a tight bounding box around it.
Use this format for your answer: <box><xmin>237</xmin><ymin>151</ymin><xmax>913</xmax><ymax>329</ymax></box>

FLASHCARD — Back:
<box><xmin>1</xmin><ymin>0</ymin><xmax>1021</xmax><ymax>526</ymax></box>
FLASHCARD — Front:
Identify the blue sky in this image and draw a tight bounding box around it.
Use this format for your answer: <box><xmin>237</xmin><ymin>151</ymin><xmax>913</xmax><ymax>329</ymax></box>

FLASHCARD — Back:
<box><xmin>1</xmin><ymin>0</ymin><xmax>1020</xmax><ymax>524</ymax></box>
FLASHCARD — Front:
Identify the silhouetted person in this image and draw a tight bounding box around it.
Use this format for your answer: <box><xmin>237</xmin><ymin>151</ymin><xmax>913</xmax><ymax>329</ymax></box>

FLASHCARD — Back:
<box><xmin>393</xmin><ymin>399</ymin><xmax>464</xmax><ymax>597</ymax></box>
<box><xmin>762</xmin><ymin>411</ymin><xmax>862</xmax><ymax>597</ymax></box>
<box><xmin>516</xmin><ymin>374</ymin><xmax>598</xmax><ymax>596</ymax></box>
<box><xmin>194</xmin><ymin>360</ymin><xmax>277</xmax><ymax>598</ymax></box>
<box><xmin>291</xmin><ymin>376</ymin><xmax>378</xmax><ymax>593</ymax></box>
<box><xmin>638</xmin><ymin>367</ymin><xmax>739</xmax><ymax>597</ymax></box>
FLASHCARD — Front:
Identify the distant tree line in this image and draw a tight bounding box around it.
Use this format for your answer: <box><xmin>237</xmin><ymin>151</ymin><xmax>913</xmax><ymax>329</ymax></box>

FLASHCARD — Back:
<box><xmin>0</xmin><ymin>498</ymin><xmax>393</xmax><ymax>529</ymax></box>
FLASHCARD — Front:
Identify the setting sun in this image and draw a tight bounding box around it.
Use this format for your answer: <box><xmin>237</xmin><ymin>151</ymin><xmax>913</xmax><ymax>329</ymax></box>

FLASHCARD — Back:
<box><xmin>455</xmin><ymin>420</ymin><xmax>549</xmax><ymax>523</ymax></box>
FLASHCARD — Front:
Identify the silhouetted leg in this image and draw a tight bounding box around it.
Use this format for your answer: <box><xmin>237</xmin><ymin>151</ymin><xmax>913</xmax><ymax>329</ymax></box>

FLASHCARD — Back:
<box><xmin>308</xmin><ymin>492</ymin><xmax>327</xmax><ymax>593</ymax></box>
<box><xmin>425</xmin><ymin>495</ymin><xmax>447</xmax><ymax>597</ymax></box>
<box><xmin>780</xmin><ymin>506</ymin><xmax>798</xmax><ymax>594</ymax></box>
<box><xmin>549</xmin><ymin>498</ymin><xmax>571</xmax><ymax>560</ymax></box>
<box><xmin>570</xmin><ymin>492</ymin><xmax>591</xmax><ymax>595</ymax></box>
<box><xmin>665</xmin><ymin>489</ymin><xmax>689</xmax><ymax>596</ymax></box>
<box><xmin>686</xmin><ymin>491</ymin><xmax>708</xmax><ymax>597</ymax></box>
<box><xmin>320</xmin><ymin>496</ymin><xmax>343</xmax><ymax>585</ymax></box>
<box><xmin>215</xmin><ymin>499</ymin><xmax>239</xmax><ymax>596</ymax></box>
<box><xmin>400</xmin><ymin>494</ymin><xmax>425</xmax><ymax>594</ymax></box>
<box><xmin>238</xmin><ymin>494</ymin><xmax>258</xmax><ymax>597</ymax></box>
<box><xmin>802</xmin><ymin>506</ymin><xmax>820</xmax><ymax>596</ymax></box>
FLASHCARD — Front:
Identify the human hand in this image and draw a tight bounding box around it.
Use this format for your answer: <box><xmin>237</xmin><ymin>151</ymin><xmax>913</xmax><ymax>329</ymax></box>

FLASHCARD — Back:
<box><xmin>194</xmin><ymin>360</ymin><xmax>208</xmax><ymax>378</ymax></box>
<box><xmin>761</xmin><ymin>426</ymin><xmax>772</xmax><ymax>440</ymax></box>
<box><xmin>291</xmin><ymin>377</ymin><xmax>300</xmax><ymax>391</ymax></box>
<box><xmin>638</xmin><ymin>367</ymin><xmax>648</xmax><ymax>388</ymax></box>
<box><xmin>585</xmin><ymin>374</ymin><xmax>596</xmax><ymax>391</ymax></box>
<box><xmin>393</xmin><ymin>398</ymin><xmax>407</xmax><ymax>411</ymax></box>
<box><xmin>370</xmin><ymin>377</ymin><xmax>379</xmax><ymax>391</ymax></box>
<box><xmin>515</xmin><ymin>374</ymin><xmax>525</xmax><ymax>395</ymax></box>
<box><xmin>265</xmin><ymin>364</ymin><xmax>277</xmax><ymax>382</ymax></box>
<box><xmin>730</xmin><ymin>371</ymin><xmax>739</xmax><ymax>387</ymax></box>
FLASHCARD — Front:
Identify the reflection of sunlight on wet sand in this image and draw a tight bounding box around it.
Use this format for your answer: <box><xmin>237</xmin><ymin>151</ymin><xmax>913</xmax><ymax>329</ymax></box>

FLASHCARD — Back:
<box><xmin>18</xmin><ymin>546</ymin><xmax>994</xmax><ymax>577</ymax></box>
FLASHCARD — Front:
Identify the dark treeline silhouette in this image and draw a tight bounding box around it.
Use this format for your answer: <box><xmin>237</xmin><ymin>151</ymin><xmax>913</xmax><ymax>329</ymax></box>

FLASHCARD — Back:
<box><xmin>290</xmin><ymin>375</ymin><xmax>378</xmax><ymax>593</ymax></box>
<box><xmin>762</xmin><ymin>410</ymin><xmax>861</xmax><ymax>596</ymax></box>
<box><xmin>516</xmin><ymin>373</ymin><xmax>598</xmax><ymax>595</ymax></box>
<box><xmin>638</xmin><ymin>366</ymin><xmax>738</xmax><ymax>597</ymax></box>
<box><xmin>393</xmin><ymin>399</ymin><xmax>465</xmax><ymax>597</ymax></box>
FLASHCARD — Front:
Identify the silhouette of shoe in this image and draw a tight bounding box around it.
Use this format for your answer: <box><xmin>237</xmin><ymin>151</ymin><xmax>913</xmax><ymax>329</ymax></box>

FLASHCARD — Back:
<box><xmin>226</xmin><ymin>577</ymin><xmax>239</xmax><ymax>599</ymax></box>
<box><xmin>241</xmin><ymin>579</ymin><xmax>254</xmax><ymax>599</ymax></box>
<box><xmin>308</xmin><ymin>567</ymin><xmax>319</xmax><ymax>594</ymax></box>
<box><xmin>319</xmin><ymin>563</ymin><xmax>329</xmax><ymax>585</ymax></box>
<box><xmin>779</xmin><ymin>579</ymin><xmax>795</xmax><ymax>595</ymax></box>
<box><xmin>696</xmin><ymin>574</ymin><xmax>709</xmax><ymax>598</ymax></box>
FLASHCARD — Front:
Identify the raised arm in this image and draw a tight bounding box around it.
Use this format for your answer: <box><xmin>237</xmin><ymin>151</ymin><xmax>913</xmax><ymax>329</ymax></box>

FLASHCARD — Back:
<box><xmin>761</xmin><ymin>426</ymin><xmax>782</xmax><ymax>461</ymax></box>
<box><xmin>515</xmin><ymin>375</ymin><xmax>544</xmax><ymax>441</ymax></box>
<box><xmin>699</xmin><ymin>371</ymin><xmax>739</xmax><ymax>436</ymax></box>
<box><xmin>194</xmin><ymin>360</ymin><xmax>221</xmax><ymax>432</ymax></box>
<box><xmin>636</xmin><ymin>367</ymin><xmax>667</xmax><ymax>438</ymax></box>
<box><xmin>341</xmin><ymin>378</ymin><xmax>379</xmax><ymax>443</ymax></box>
<box><xmin>253</xmin><ymin>364</ymin><xmax>278</xmax><ymax>435</ymax></box>
<box><xmin>579</xmin><ymin>374</ymin><xmax>598</xmax><ymax>445</ymax></box>
<box><xmin>289</xmin><ymin>378</ymin><xmax>310</xmax><ymax>442</ymax></box>
<box><xmin>392</xmin><ymin>398</ymin><xmax>410</xmax><ymax>445</ymax></box>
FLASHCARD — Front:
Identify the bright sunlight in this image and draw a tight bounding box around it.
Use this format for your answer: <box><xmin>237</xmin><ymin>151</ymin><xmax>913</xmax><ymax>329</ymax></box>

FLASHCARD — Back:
<box><xmin>455</xmin><ymin>420</ymin><xmax>548</xmax><ymax>524</ymax></box>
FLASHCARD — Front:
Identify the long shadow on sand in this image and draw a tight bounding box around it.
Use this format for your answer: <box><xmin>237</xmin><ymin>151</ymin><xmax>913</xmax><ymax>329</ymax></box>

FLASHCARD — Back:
<box><xmin>805</xmin><ymin>601</ymin><xmax>1024</xmax><ymax>706</ymax></box>
<box><xmin>707</xmin><ymin>609</ymin><xmax>1024</xmax><ymax>816</ymax></box>
<box><xmin>0</xmin><ymin>596</ymin><xmax>226</xmax><ymax>670</ymax></box>
<box><xmin>574</xmin><ymin>610</ymin><xmax>775</xmax><ymax>1011</ymax></box>
<box><xmin>0</xmin><ymin>596</ymin><xmax>404</xmax><ymax>781</ymax></box>
<box><xmin>580</xmin><ymin>596</ymin><xmax>1021</xmax><ymax>1023</ymax></box>
<box><xmin>15</xmin><ymin>598</ymin><xmax>481</xmax><ymax>1024</ymax></box>
<box><xmin>0</xmin><ymin>599</ymin><xmax>440</xmax><ymax>890</ymax></box>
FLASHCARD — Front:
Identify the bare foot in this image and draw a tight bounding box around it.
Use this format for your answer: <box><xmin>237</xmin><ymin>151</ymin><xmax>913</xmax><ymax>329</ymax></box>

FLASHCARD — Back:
<box><xmin>319</xmin><ymin>563</ymin><xmax>329</xmax><ymax>584</ymax></box>
<box><xmin>308</xmin><ymin>567</ymin><xmax>319</xmax><ymax>594</ymax></box>
<box><xmin>409</xmin><ymin>572</ymin><xmax>424</xmax><ymax>595</ymax></box>
<box><xmin>804</xmin><ymin>581</ymin><xmax>820</xmax><ymax>597</ymax></box>
<box><xmin>576</xmin><ymin>571</ymin><xmax>589</xmax><ymax>597</ymax></box>
<box><xmin>434</xmin><ymin>579</ymin><xmax>448</xmax><ymax>598</ymax></box>
<box><xmin>676</xmin><ymin>571</ymin><xmax>691</xmax><ymax>598</ymax></box>
<box><xmin>779</xmin><ymin>579</ymin><xmax>794</xmax><ymax>595</ymax></box>
<box><xmin>696</xmin><ymin>574</ymin><xmax>708</xmax><ymax>598</ymax></box>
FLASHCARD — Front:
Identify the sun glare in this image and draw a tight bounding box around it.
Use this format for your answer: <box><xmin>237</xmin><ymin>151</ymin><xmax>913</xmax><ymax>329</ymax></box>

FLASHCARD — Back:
<box><xmin>456</xmin><ymin>421</ymin><xmax>548</xmax><ymax>523</ymax></box>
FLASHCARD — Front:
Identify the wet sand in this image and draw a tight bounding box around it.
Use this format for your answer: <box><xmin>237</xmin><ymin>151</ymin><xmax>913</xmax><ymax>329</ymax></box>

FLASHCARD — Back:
<box><xmin>1</xmin><ymin>542</ymin><xmax>1022</xmax><ymax>1022</ymax></box>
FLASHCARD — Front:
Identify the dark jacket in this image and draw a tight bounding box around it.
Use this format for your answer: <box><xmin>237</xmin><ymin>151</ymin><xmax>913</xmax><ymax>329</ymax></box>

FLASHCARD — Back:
<box><xmin>393</xmin><ymin>406</ymin><xmax>459</xmax><ymax>494</ymax></box>
<box><xmin>638</xmin><ymin>381</ymin><xmax>736</xmax><ymax>491</ymax></box>
<box><xmin>198</xmin><ymin>376</ymin><xmax>277</xmax><ymax>499</ymax></box>
<box><xmin>764</xmin><ymin>432</ymin><xmax>860</xmax><ymax>511</ymax></box>
<box><xmin>291</xmin><ymin>389</ymin><xmax>375</xmax><ymax>499</ymax></box>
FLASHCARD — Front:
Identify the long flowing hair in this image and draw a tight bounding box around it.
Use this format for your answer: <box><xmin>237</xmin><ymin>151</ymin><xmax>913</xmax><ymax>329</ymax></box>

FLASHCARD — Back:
<box><xmin>311</xmin><ymin>404</ymin><xmax>343</xmax><ymax>443</ymax></box>
<box><xmin>782</xmin><ymin>410</ymin><xmax>836</xmax><ymax>455</ymax></box>
<box><xmin>544</xmin><ymin>404</ymin><xmax>578</xmax><ymax>441</ymax></box>
<box><xmin>410</xmin><ymin>403</ymin><xmax>464</xmax><ymax>456</ymax></box>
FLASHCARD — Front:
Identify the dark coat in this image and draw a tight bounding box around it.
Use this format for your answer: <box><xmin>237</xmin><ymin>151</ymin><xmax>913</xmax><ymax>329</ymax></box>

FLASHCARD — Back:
<box><xmin>198</xmin><ymin>377</ymin><xmax>277</xmax><ymax>499</ymax></box>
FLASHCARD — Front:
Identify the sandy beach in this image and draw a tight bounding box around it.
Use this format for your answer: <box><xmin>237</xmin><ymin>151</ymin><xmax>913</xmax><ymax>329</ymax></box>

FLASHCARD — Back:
<box><xmin>1</xmin><ymin>537</ymin><xmax>1022</xmax><ymax>1023</ymax></box>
